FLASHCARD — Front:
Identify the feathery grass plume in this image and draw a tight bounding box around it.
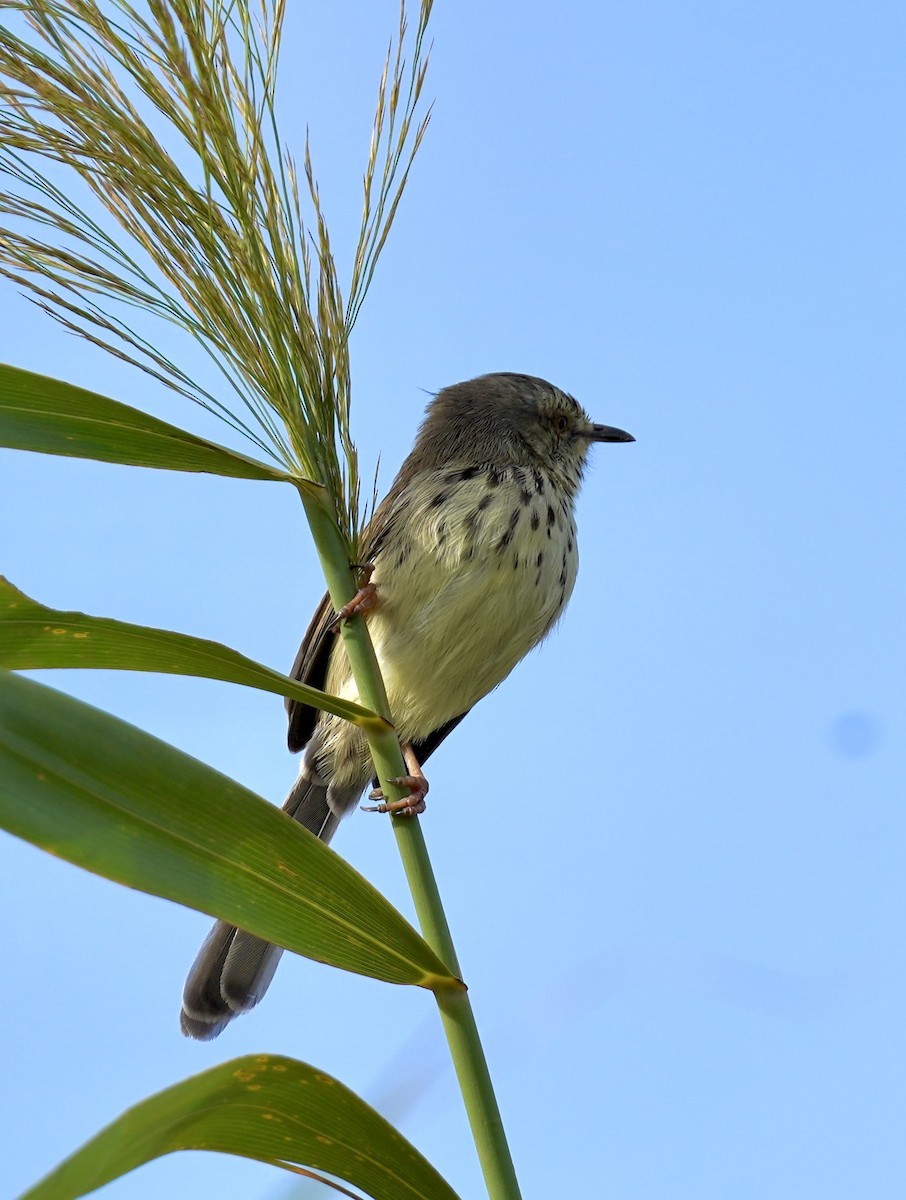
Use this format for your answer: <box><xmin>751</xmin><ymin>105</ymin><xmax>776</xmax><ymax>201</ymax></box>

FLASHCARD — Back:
<box><xmin>0</xmin><ymin>0</ymin><xmax>433</xmax><ymax>554</ymax></box>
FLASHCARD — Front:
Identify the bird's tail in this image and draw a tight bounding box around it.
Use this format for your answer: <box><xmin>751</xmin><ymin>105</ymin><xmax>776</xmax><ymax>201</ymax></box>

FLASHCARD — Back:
<box><xmin>180</xmin><ymin>766</ymin><xmax>341</xmax><ymax>1040</ymax></box>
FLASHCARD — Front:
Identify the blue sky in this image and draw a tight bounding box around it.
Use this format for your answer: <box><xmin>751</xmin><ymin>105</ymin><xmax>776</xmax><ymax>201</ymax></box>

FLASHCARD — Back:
<box><xmin>3</xmin><ymin>3</ymin><xmax>905</xmax><ymax>1198</ymax></box>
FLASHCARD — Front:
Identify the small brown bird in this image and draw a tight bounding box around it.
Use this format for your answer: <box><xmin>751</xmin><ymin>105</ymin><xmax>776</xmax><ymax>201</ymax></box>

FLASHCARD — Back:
<box><xmin>181</xmin><ymin>372</ymin><xmax>633</xmax><ymax>1038</ymax></box>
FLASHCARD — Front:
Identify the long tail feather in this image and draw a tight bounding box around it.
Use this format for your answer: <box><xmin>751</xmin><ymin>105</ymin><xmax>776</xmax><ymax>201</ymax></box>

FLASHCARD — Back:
<box><xmin>180</xmin><ymin>767</ymin><xmax>340</xmax><ymax>1040</ymax></box>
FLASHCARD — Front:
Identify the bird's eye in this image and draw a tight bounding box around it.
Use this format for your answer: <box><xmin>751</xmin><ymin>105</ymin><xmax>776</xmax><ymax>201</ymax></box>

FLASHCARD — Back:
<box><xmin>552</xmin><ymin>413</ymin><xmax>570</xmax><ymax>435</ymax></box>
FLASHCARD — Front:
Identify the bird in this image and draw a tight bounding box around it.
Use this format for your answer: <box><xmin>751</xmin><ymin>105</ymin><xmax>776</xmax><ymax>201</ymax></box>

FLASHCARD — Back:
<box><xmin>180</xmin><ymin>371</ymin><xmax>633</xmax><ymax>1038</ymax></box>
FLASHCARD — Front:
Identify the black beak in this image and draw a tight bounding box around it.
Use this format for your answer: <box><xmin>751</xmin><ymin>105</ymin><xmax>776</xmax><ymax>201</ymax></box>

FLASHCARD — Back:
<box><xmin>589</xmin><ymin>423</ymin><xmax>635</xmax><ymax>443</ymax></box>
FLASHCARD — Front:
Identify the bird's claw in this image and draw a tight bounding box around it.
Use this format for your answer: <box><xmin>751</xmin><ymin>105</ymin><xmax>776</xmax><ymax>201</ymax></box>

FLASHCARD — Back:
<box><xmin>331</xmin><ymin>564</ymin><xmax>378</xmax><ymax>626</ymax></box>
<box><xmin>361</xmin><ymin>747</ymin><xmax>429</xmax><ymax>818</ymax></box>
<box><xmin>362</xmin><ymin>789</ymin><xmax>427</xmax><ymax>818</ymax></box>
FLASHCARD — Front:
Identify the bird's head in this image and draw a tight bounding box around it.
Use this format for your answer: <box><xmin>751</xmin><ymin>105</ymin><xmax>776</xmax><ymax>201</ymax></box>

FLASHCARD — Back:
<box><xmin>419</xmin><ymin>372</ymin><xmax>633</xmax><ymax>493</ymax></box>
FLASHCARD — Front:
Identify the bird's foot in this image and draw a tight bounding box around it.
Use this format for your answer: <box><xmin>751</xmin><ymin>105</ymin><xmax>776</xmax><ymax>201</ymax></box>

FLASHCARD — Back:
<box><xmin>362</xmin><ymin>744</ymin><xmax>428</xmax><ymax>817</ymax></box>
<box><xmin>363</xmin><ymin>788</ymin><xmax>426</xmax><ymax>817</ymax></box>
<box><xmin>333</xmin><ymin>563</ymin><xmax>378</xmax><ymax>625</ymax></box>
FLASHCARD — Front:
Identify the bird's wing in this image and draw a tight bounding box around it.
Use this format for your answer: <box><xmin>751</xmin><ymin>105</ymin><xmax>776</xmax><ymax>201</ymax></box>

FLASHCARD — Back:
<box><xmin>286</xmin><ymin>591</ymin><xmax>336</xmax><ymax>752</ymax></box>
